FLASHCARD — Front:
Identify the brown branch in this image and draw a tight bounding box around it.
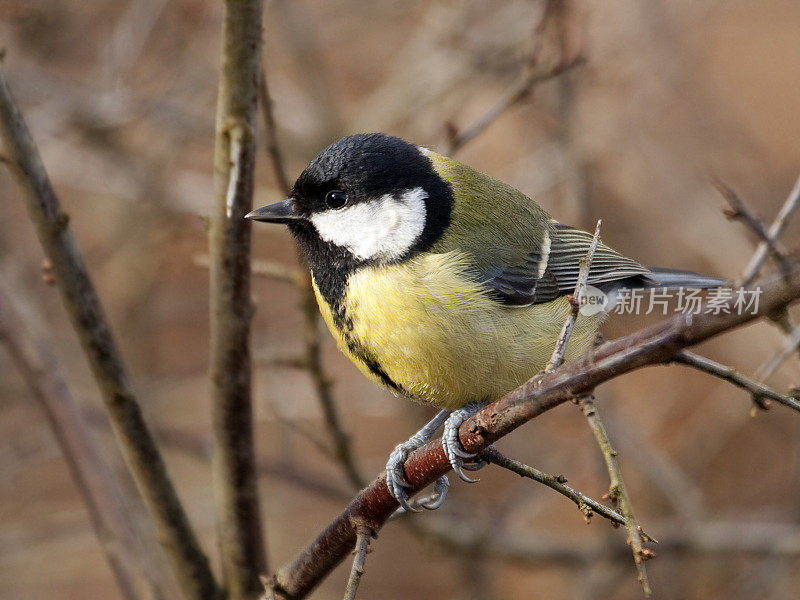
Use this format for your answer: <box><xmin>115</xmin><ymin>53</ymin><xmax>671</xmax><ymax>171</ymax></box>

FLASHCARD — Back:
<box><xmin>0</xmin><ymin>280</ymin><xmax>148</xmax><ymax>600</ymax></box>
<box><xmin>209</xmin><ymin>2</ymin><xmax>268</xmax><ymax>598</ymax></box>
<box><xmin>266</xmin><ymin>266</ymin><xmax>800</xmax><ymax>600</ymax></box>
<box><xmin>341</xmin><ymin>523</ymin><xmax>374</xmax><ymax>600</ymax></box>
<box><xmin>714</xmin><ymin>178</ymin><xmax>791</xmax><ymax>275</ymax></box>
<box><xmin>579</xmin><ymin>395</ymin><xmax>653</xmax><ymax>596</ymax></box>
<box><xmin>443</xmin><ymin>55</ymin><xmax>585</xmax><ymax>156</ymax></box>
<box><xmin>481</xmin><ymin>446</ymin><xmax>626</xmax><ymax>527</ymax></box>
<box><xmin>740</xmin><ymin>175</ymin><xmax>800</xmax><ymax>287</ymax></box>
<box><xmin>196</xmin><ymin>253</ymin><xmax>305</xmax><ymax>286</ymax></box>
<box><xmin>755</xmin><ymin>324</ymin><xmax>800</xmax><ymax>382</ymax></box>
<box><xmin>673</xmin><ymin>349</ymin><xmax>800</xmax><ymax>412</ymax></box>
<box><xmin>0</xmin><ymin>65</ymin><xmax>219</xmax><ymax>600</ymax></box>
<box><xmin>258</xmin><ymin>68</ymin><xmax>292</xmax><ymax>194</ymax></box>
<box><xmin>546</xmin><ymin>219</ymin><xmax>601</xmax><ymax>372</ymax></box>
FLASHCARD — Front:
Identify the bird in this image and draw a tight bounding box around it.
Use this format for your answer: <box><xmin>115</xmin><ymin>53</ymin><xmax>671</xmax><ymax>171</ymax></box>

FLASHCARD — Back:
<box><xmin>246</xmin><ymin>132</ymin><xmax>724</xmax><ymax>511</ymax></box>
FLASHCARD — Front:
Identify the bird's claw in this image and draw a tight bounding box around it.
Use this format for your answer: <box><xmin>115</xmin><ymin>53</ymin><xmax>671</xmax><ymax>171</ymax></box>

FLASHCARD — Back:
<box><xmin>442</xmin><ymin>402</ymin><xmax>486</xmax><ymax>483</ymax></box>
<box><xmin>386</xmin><ymin>442</ymin><xmax>418</xmax><ymax>511</ymax></box>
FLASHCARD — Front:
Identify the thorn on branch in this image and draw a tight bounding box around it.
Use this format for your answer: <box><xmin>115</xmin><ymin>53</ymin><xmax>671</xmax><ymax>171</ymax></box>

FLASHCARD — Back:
<box><xmin>40</xmin><ymin>258</ymin><xmax>55</xmax><ymax>285</ymax></box>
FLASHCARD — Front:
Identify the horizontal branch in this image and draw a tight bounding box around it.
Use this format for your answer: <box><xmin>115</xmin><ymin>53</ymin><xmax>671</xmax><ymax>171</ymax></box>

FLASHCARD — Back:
<box><xmin>268</xmin><ymin>267</ymin><xmax>800</xmax><ymax>599</ymax></box>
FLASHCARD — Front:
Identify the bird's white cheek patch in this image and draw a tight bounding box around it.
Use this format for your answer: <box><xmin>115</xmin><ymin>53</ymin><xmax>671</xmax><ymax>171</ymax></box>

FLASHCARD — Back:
<box><xmin>310</xmin><ymin>188</ymin><xmax>428</xmax><ymax>261</ymax></box>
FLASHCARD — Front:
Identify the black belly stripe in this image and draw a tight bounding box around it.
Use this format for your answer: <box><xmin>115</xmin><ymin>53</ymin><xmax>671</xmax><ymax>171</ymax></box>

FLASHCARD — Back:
<box><xmin>333</xmin><ymin>305</ymin><xmax>403</xmax><ymax>393</ymax></box>
<box><xmin>289</xmin><ymin>222</ymin><xmax>405</xmax><ymax>394</ymax></box>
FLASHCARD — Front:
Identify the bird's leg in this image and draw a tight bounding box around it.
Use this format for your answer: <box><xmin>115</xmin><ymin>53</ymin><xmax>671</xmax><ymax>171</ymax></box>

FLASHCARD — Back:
<box><xmin>386</xmin><ymin>409</ymin><xmax>451</xmax><ymax>512</ymax></box>
<box><xmin>442</xmin><ymin>401</ymin><xmax>487</xmax><ymax>482</ymax></box>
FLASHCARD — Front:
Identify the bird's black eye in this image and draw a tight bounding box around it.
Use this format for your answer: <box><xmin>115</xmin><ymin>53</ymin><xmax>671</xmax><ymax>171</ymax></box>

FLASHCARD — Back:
<box><xmin>325</xmin><ymin>190</ymin><xmax>348</xmax><ymax>210</ymax></box>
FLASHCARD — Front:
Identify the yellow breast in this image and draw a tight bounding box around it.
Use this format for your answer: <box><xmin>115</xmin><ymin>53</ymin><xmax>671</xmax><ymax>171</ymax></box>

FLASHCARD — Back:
<box><xmin>314</xmin><ymin>251</ymin><xmax>601</xmax><ymax>410</ymax></box>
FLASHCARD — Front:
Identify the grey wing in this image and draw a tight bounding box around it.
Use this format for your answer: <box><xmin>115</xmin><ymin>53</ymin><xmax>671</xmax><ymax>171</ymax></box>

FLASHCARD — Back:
<box><xmin>478</xmin><ymin>221</ymin><xmax>653</xmax><ymax>306</ymax></box>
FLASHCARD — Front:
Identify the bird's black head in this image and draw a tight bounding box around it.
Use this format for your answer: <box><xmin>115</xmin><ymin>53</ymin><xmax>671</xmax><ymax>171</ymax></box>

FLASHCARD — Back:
<box><xmin>247</xmin><ymin>134</ymin><xmax>454</xmax><ymax>300</ymax></box>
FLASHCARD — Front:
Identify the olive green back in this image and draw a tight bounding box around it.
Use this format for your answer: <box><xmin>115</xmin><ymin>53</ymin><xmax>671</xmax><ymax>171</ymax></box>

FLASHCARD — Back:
<box><xmin>426</xmin><ymin>151</ymin><xmax>550</xmax><ymax>271</ymax></box>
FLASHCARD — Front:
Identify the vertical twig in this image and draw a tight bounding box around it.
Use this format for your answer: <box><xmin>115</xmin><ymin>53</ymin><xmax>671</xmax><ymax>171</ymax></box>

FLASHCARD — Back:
<box><xmin>545</xmin><ymin>219</ymin><xmax>601</xmax><ymax>372</ymax></box>
<box><xmin>209</xmin><ymin>2</ymin><xmax>268</xmax><ymax>598</ymax></box>
<box><xmin>740</xmin><ymin>175</ymin><xmax>800</xmax><ymax>287</ymax></box>
<box><xmin>257</xmin><ymin>58</ymin><xmax>364</xmax><ymax>490</ymax></box>
<box><xmin>755</xmin><ymin>324</ymin><xmax>800</xmax><ymax>381</ymax></box>
<box><xmin>342</xmin><ymin>523</ymin><xmax>374</xmax><ymax>600</ymax></box>
<box><xmin>258</xmin><ymin>69</ymin><xmax>292</xmax><ymax>194</ymax></box>
<box><xmin>0</xmin><ymin>65</ymin><xmax>219</xmax><ymax>600</ymax></box>
<box><xmin>580</xmin><ymin>395</ymin><xmax>653</xmax><ymax>597</ymax></box>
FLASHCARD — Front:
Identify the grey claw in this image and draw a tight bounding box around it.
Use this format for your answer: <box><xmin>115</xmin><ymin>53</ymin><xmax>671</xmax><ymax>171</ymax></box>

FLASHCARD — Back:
<box><xmin>461</xmin><ymin>460</ymin><xmax>487</xmax><ymax>471</ymax></box>
<box><xmin>451</xmin><ymin>445</ymin><xmax>476</xmax><ymax>459</ymax></box>
<box><xmin>420</xmin><ymin>476</ymin><xmax>449</xmax><ymax>510</ymax></box>
<box><xmin>453</xmin><ymin>463</ymin><xmax>480</xmax><ymax>483</ymax></box>
<box><xmin>442</xmin><ymin>402</ymin><xmax>486</xmax><ymax>484</ymax></box>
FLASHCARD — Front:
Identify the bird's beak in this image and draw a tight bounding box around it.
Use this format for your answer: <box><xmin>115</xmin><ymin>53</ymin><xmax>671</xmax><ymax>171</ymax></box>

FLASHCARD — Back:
<box><xmin>245</xmin><ymin>198</ymin><xmax>305</xmax><ymax>223</ymax></box>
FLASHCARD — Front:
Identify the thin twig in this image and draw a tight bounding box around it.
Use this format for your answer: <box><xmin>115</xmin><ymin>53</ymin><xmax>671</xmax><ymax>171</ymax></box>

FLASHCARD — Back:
<box><xmin>444</xmin><ymin>56</ymin><xmax>585</xmax><ymax>155</ymax></box>
<box><xmin>713</xmin><ymin>178</ymin><xmax>791</xmax><ymax>276</ymax></box>
<box><xmin>481</xmin><ymin>446</ymin><xmax>627</xmax><ymax>528</ymax></box>
<box><xmin>256</xmin><ymin>51</ymin><xmax>364</xmax><ymax>491</ymax></box>
<box><xmin>579</xmin><ymin>395</ymin><xmax>653</xmax><ymax>597</ymax></box>
<box><xmin>0</xmin><ymin>280</ymin><xmax>147</xmax><ymax>600</ymax></box>
<box><xmin>268</xmin><ymin>266</ymin><xmax>800</xmax><ymax>600</ymax></box>
<box><xmin>546</xmin><ymin>219</ymin><xmax>601</xmax><ymax>372</ymax></box>
<box><xmin>673</xmin><ymin>349</ymin><xmax>800</xmax><ymax>412</ymax></box>
<box><xmin>342</xmin><ymin>524</ymin><xmax>374</xmax><ymax>600</ymax></box>
<box><xmin>740</xmin><ymin>175</ymin><xmax>800</xmax><ymax>287</ymax></box>
<box><xmin>209</xmin><ymin>2</ymin><xmax>268</xmax><ymax>598</ymax></box>
<box><xmin>259</xmin><ymin>68</ymin><xmax>292</xmax><ymax>194</ymax></box>
<box><xmin>195</xmin><ymin>254</ymin><xmax>306</xmax><ymax>286</ymax></box>
<box><xmin>0</xmin><ymin>64</ymin><xmax>219</xmax><ymax>600</ymax></box>
<box><xmin>754</xmin><ymin>324</ymin><xmax>800</xmax><ymax>382</ymax></box>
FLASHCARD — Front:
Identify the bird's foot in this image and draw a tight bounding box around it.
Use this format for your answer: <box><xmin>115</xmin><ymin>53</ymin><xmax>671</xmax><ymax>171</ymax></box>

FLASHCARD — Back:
<box><xmin>442</xmin><ymin>402</ymin><xmax>487</xmax><ymax>483</ymax></box>
<box><xmin>386</xmin><ymin>410</ymin><xmax>450</xmax><ymax>512</ymax></box>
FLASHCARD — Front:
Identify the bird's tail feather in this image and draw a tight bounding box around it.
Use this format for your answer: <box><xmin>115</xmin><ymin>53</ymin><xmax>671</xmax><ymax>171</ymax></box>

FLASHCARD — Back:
<box><xmin>644</xmin><ymin>267</ymin><xmax>729</xmax><ymax>290</ymax></box>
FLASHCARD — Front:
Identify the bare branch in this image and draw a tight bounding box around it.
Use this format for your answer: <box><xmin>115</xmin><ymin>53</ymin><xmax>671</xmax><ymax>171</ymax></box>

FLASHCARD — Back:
<box><xmin>342</xmin><ymin>523</ymin><xmax>374</xmax><ymax>600</ymax></box>
<box><xmin>209</xmin><ymin>2</ymin><xmax>268</xmax><ymax>597</ymax></box>
<box><xmin>546</xmin><ymin>219</ymin><xmax>601</xmax><ymax>372</ymax></box>
<box><xmin>714</xmin><ymin>178</ymin><xmax>791</xmax><ymax>275</ymax></box>
<box><xmin>579</xmin><ymin>395</ymin><xmax>653</xmax><ymax>597</ymax></box>
<box><xmin>740</xmin><ymin>175</ymin><xmax>800</xmax><ymax>287</ymax></box>
<box><xmin>0</xmin><ymin>280</ymin><xmax>148</xmax><ymax>600</ymax></box>
<box><xmin>674</xmin><ymin>349</ymin><xmax>800</xmax><ymax>412</ymax></box>
<box><xmin>755</xmin><ymin>323</ymin><xmax>800</xmax><ymax>381</ymax></box>
<box><xmin>481</xmin><ymin>446</ymin><xmax>627</xmax><ymax>528</ymax></box>
<box><xmin>0</xmin><ymin>65</ymin><xmax>219</xmax><ymax>600</ymax></box>
<box><xmin>443</xmin><ymin>56</ymin><xmax>585</xmax><ymax>155</ymax></box>
<box><xmin>196</xmin><ymin>253</ymin><xmax>305</xmax><ymax>286</ymax></box>
<box><xmin>267</xmin><ymin>266</ymin><xmax>800</xmax><ymax>600</ymax></box>
<box><xmin>259</xmin><ymin>68</ymin><xmax>292</xmax><ymax>194</ymax></box>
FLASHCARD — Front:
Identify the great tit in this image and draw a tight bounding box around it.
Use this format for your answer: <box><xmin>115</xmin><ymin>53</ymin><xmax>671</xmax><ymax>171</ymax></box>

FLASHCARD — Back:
<box><xmin>247</xmin><ymin>133</ymin><xmax>724</xmax><ymax>511</ymax></box>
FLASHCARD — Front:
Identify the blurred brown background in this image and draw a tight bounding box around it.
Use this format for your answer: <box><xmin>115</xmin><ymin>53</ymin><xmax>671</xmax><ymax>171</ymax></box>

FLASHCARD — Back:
<box><xmin>2</xmin><ymin>1</ymin><xmax>800</xmax><ymax>598</ymax></box>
